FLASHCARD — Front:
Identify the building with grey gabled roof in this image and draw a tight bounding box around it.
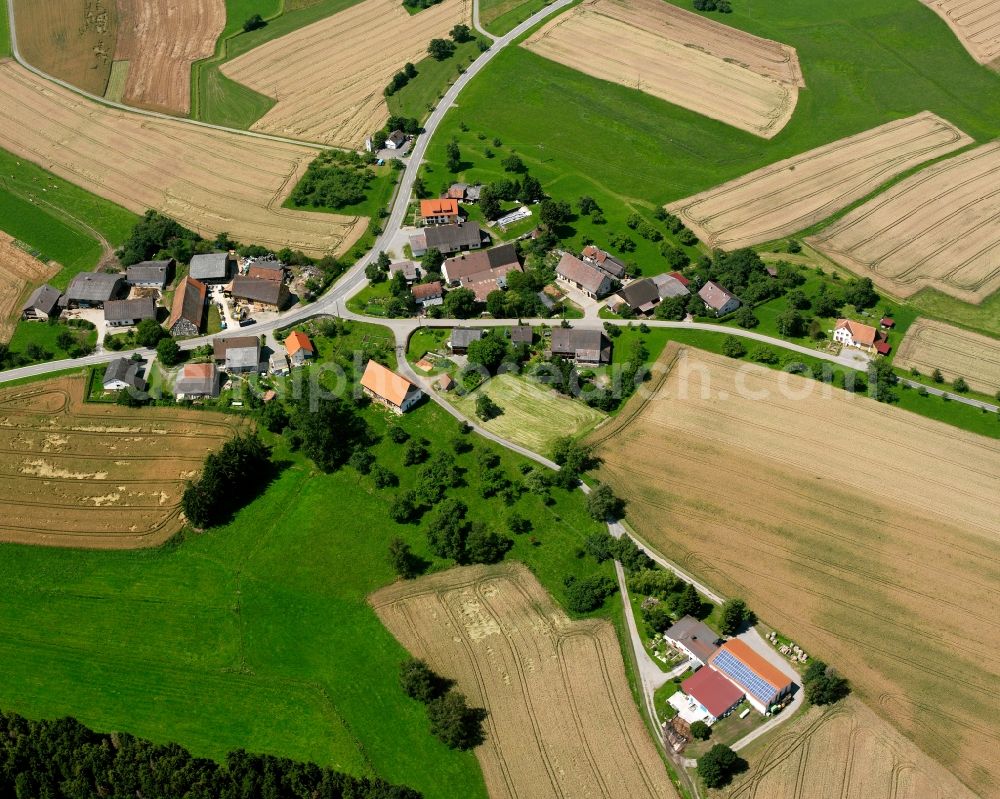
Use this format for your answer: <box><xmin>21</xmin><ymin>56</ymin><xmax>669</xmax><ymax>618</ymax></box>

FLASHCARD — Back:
<box><xmin>21</xmin><ymin>284</ymin><xmax>62</xmax><ymax>320</ymax></box>
<box><xmin>102</xmin><ymin>358</ymin><xmax>145</xmax><ymax>391</ymax></box>
<box><xmin>104</xmin><ymin>297</ymin><xmax>157</xmax><ymax>326</ymax></box>
<box><xmin>448</xmin><ymin>327</ymin><xmax>483</xmax><ymax>353</ymax></box>
<box><xmin>189</xmin><ymin>252</ymin><xmax>235</xmax><ymax>283</ymax></box>
<box><xmin>555</xmin><ymin>253</ymin><xmax>614</xmax><ymax>299</ymax></box>
<box><xmin>550</xmin><ymin>327</ymin><xmax>611</xmax><ymax>365</ymax></box>
<box><xmin>213</xmin><ymin>336</ymin><xmax>261</xmax><ymax>373</ymax></box>
<box><xmin>63</xmin><ymin>272</ymin><xmax>125</xmax><ymax>308</ymax></box>
<box><xmin>423</xmin><ymin>222</ymin><xmax>485</xmax><ymax>255</ymax></box>
<box><xmin>126</xmin><ymin>259</ymin><xmax>173</xmax><ymax>288</ymax></box>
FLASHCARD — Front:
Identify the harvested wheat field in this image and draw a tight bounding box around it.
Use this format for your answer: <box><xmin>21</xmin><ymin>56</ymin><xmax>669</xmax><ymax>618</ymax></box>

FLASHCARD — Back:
<box><xmin>12</xmin><ymin>0</ymin><xmax>118</xmax><ymax>95</ymax></box>
<box><xmin>588</xmin><ymin>344</ymin><xmax>1000</xmax><ymax>798</ymax></box>
<box><xmin>922</xmin><ymin>0</ymin><xmax>1000</xmax><ymax>67</ymax></box>
<box><xmin>666</xmin><ymin>112</ymin><xmax>972</xmax><ymax>250</ymax></box>
<box><xmin>371</xmin><ymin>562</ymin><xmax>675</xmax><ymax>799</ymax></box>
<box><xmin>895</xmin><ymin>318</ymin><xmax>1000</xmax><ymax>395</ymax></box>
<box><xmin>112</xmin><ymin>0</ymin><xmax>225</xmax><ymax>114</ymax></box>
<box><xmin>523</xmin><ymin>0</ymin><xmax>801</xmax><ymax>138</ymax></box>
<box><xmin>722</xmin><ymin>698</ymin><xmax>976</xmax><ymax>799</ymax></box>
<box><xmin>221</xmin><ymin>0</ymin><xmax>470</xmax><ymax>147</ymax></box>
<box><xmin>0</xmin><ymin>232</ymin><xmax>58</xmax><ymax>342</ymax></box>
<box><xmin>0</xmin><ymin>375</ymin><xmax>242</xmax><ymax>548</ymax></box>
<box><xmin>808</xmin><ymin>142</ymin><xmax>1000</xmax><ymax>303</ymax></box>
<box><xmin>0</xmin><ymin>62</ymin><xmax>366</xmax><ymax>256</ymax></box>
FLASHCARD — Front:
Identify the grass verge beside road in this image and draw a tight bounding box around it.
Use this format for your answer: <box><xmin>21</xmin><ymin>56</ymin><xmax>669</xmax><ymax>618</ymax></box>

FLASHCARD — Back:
<box><xmin>387</xmin><ymin>39</ymin><xmax>486</xmax><ymax>123</ymax></box>
<box><xmin>479</xmin><ymin>0</ymin><xmax>551</xmax><ymax>35</ymax></box>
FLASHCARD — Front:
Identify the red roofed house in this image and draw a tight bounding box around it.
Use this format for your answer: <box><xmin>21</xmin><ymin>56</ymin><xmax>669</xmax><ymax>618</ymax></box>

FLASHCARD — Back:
<box><xmin>360</xmin><ymin>360</ymin><xmax>423</xmax><ymax>414</ymax></box>
<box><xmin>284</xmin><ymin>330</ymin><xmax>315</xmax><ymax>367</ymax></box>
<box><xmin>668</xmin><ymin>271</ymin><xmax>691</xmax><ymax>287</ymax></box>
<box><xmin>412</xmin><ymin>281</ymin><xmax>444</xmax><ymax>308</ymax></box>
<box><xmin>420</xmin><ymin>198</ymin><xmax>460</xmax><ymax>225</ymax></box>
<box><xmin>833</xmin><ymin>318</ymin><xmax>878</xmax><ymax>353</ymax></box>
<box><xmin>708</xmin><ymin>638</ymin><xmax>794</xmax><ymax>714</ymax></box>
<box><xmin>555</xmin><ymin>253</ymin><xmax>614</xmax><ymax>299</ymax></box>
<box><xmin>681</xmin><ymin>667</ymin><xmax>745</xmax><ymax>724</ymax></box>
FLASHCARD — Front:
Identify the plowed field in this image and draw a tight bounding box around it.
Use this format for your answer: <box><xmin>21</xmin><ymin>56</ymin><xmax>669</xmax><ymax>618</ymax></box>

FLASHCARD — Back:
<box><xmin>221</xmin><ymin>0</ymin><xmax>470</xmax><ymax>148</ymax></box>
<box><xmin>921</xmin><ymin>0</ymin><xmax>1000</xmax><ymax>67</ymax></box>
<box><xmin>0</xmin><ymin>62</ymin><xmax>366</xmax><ymax>256</ymax></box>
<box><xmin>113</xmin><ymin>0</ymin><xmax>225</xmax><ymax>114</ymax></box>
<box><xmin>666</xmin><ymin>112</ymin><xmax>972</xmax><ymax>249</ymax></box>
<box><xmin>808</xmin><ymin>142</ymin><xmax>1000</xmax><ymax>303</ymax></box>
<box><xmin>524</xmin><ymin>0</ymin><xmax>802</xmax><ymax>138</ymax></box>
<box><xmin>895</xmin><ymin>318</ymin><xmax>1000</xmax><ymax>394</ymax></box>
<box><xmin>0</xmin><ymin>231</ymin><xmax>58</xmax><ymax>342</ymax></box>
<box><xmin>371</xmin><ymin>562</ymin><xmax>676</xmax><ymax>799</ymax></box>
<box><xmin>0</xmin><ymin>375</ymin><xmax>242</xmax><ymax>548</ymax></box>
<box><xmin>588</xmin><ymin>344</ymin><xmax>1000</xmax><ymax>798</ymax></box>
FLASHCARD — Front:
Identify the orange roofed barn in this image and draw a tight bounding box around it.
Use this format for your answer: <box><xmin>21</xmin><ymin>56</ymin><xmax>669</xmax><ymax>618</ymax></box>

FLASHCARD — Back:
<box><xmin>420</xmin><ymin>198</ymin><xmax>460</xmax><ymax>225</ymax></box>
<box><xmin>360</xmin><ymin>360</ymin><xmax>423</xmax><ymax>414</ymax></box>
<box><xmin>708</xmin><ymin>639</ymin><xmax>794</xmax><ymax>714</ymax></box>
<box><xmin>284</xmin><ymin>330</ymin><xmax>314</xmax><ymax>367</ymax></box>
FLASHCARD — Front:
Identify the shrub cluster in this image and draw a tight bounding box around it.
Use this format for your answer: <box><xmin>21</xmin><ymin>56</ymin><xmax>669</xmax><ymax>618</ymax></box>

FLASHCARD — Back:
<box><xmin>181</xmin><ymin>433</ymin><xmax>272</xmax><ymax>528</ymax></box>
<box><xmin>399</xmin><ymin>658</ymin><xmax>486</xmax><ymax>750</ymax></box>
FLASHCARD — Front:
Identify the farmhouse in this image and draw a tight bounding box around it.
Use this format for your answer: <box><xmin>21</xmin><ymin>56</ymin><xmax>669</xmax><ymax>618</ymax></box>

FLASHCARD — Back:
<box><xmin>385</xmin><ymin>130</ymin><xmax>408</xmax><ymax>150</ymax></box>
<box><xmin>510</xmin><ymin>325</ymin><xmax>533</xmax><ymax>346</ymax></box>
<box><xmin>360</xmin><ymin>359</ymin><xmax>423</xmax><ymax>413</ymax></box>
<box><xmin>389</xmin><ymin>260</ymin><xmax>420</xmax><ymax>283</ymax></box>
<box><xmin>166</xmin><ymin>275</ymin><xmax>207</xmax><ymax>336</ymax></box>
<box><xmin>832</xmin><ymin>317</ymin><xmax>890</xmax><ymax>355</ymax></box>
<box><xmin>653</xmin><ymin>272</ymin><xmax>691</xmax><ymax>299</ymax></box>
<box><xmin>230</xmin><ymin>276</ymin><xmax>289</xmax><ymax>311</ymax></box>
<box><xmin>126</xmin><ymin>259</ymin><xmax>173</xmax><ymax>289</ymax></box>
<box><xmin>102</xmin><ymin>358</ymin><xmax>145</xmax><ymax>392</ymax></box>
<box><xmin>247</xmin><ymin>264</ymin><xmax>285</xmax><ymax>282</ymax></box>
<box><xmin>20</xmin><ymin>284</ymin><xmax>62</xmax><ymax>321</ymax></box>
<box><xmin>698</xmin><ymin>281</ymin><xmax>741</xmax><ymax>316</ymax></box>
<box><xmin>63</xmin><ymin>272</ymin><xmax>125</xmax><ymax>309</ymax></box>
<box><xmin>449</xmin><ymin>327</ymin><xmax>483</xmax><ymax>354</ymax></box>
<box><xmin>556</xmin><ymin>253</ymin><xmax>614</xmax><ymax>299</ymax></box>
<box><xmin>616</xmin><ymin>278</ymin><xmax>661</xmax><ymax>315</ymax></box>
<box><xmin>284</xmin><ymin>330</ymin><xmax>314</xmax><ymax>366</ymax></box>
<box><xmin>411</xmin><ymin>222</ymin><xmax>486</xmax><ymax>256</ymax></box>
<box><xmin>663</xmin><ymin>615</ymin><xmax>720</xmax><ymax>667</ymax></box>
<box><xmin>104</xmin><ymin>297</ymin><xmax>157</xmax><ymax>327</ymax></box>
<box><xmin>677</xmin><ymin>666</ymin><xmax>745</xmax><ymax>725</ymax></box>
<box><xmin>581</xmin><ymin>245</ymin><xmax>627</xmax><ymax>279</ymax></box>
<box><xmin>420</xmin><ymin>198</ymin><xmax>461</xmax><ymax>225</ymax></box>
<box><xmin>708</xmin><ymin>638</ymin><xmax>793</xmax><ymax>714</ymax></box>
<box><xmin>550</xmin><ymin>328</ymin><xmax>611</xmax><ymax>365</ymax></box>
<box><xmin>412</xmin><ymin>281</ymin><xmax>444</xmax><ymax>307</ymax></box>
<box><xmin>213</xmin><ymin>336</ymin><xmax>261</xmax><ymax>374</ymax></box>
<box><xmin>443</xmin><ymin>243</ymin><xmax>520</xmax><ymax>283</ymax></box>
<box><xmin>189</xmin><ymin>252</ymin><xmax>235</xmax><ymax>284</ymax></box>
<box><xmin>174</xmin><ymin>362</ymin><xmax>221</xmax><ymax>399</ymax></box>
<box><xmin>269</xmin><ymin>346</ymin><xmax>290</xmax><ymax>375</ymax></box>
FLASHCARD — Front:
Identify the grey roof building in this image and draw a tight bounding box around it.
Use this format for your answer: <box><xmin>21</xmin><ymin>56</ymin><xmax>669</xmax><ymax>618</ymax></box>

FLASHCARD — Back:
<box><xmin>389</xmin><ymin>260</ymin><xmax>420</xmax><ymax>283</ymax></box>
<box><xmin>652</xmin><ymin>273</ymin><xmax>691</xmax><ymax>299</ymax></box>
<box><xmin>174</xmin><ymin>363</ymin><xmax>220</xmax><ymax>398</ymax></box>
<box><xmin>617</xmin><ymin>278</ymin><xmax>660</xmax><ymax>314</ymax></box>
<box><xmin>423</xmin><ymin>222</ymin><xmax>485</xmax><ymax>254</ymax></box>
<box><xmin>230</xmin><ymin>276</ymin><xmax>289</xmax><ymax>309</ymax></box>
<box><xmin>663</xmin><ymin>616</ymin><xmax>721</xmax><ymax>665</ymax></box>
<box><xmin>448</xmin><ymin>327</ymin><xmax>483</xmax><ymax>353</ymax></box>
<box><xmin>510</xmin><ymin>325</ymin><xmax>533</xmax><ymax>345</ymax></box>
<box><xmin>126</xmin><ymin>259</ymin><xmax>173</xmax><ymax>288</ymax></box>
<box><xmin>104</xmin><ymin>297</ymin><xmax>157</xmax><ymax>325</ymax></box>
<box><xmin>21</xmin><ymin>284</ymin><xmax>62</xmax><ymax>320</ymax></box>
<box><xmin>555</xmin><ymin>253</ymin><xmax>614</xmax><ymax>298</ymax></box>
<box><xmin>213</xmin><ymin>336</ymin><xmax>261</xmax><ymax>373</ymax></box>
<box><xmin>102</xmin><ymin>358</ymin><xmax>145</xmax><ymax>391</ymax></box>
<box><xmin>189</xmin><ymin>252</ymin><xmax>234</xmax><ymax>282</ymax></box>
<box><xmin>64</xmin><ymin>272</ymin><xmax>125</xmax><ymax>307</ymax></box>
<box><xmin>550</xmin><ymin>328</ymin><xmax>611</xmax><ymax>364</ymax></box>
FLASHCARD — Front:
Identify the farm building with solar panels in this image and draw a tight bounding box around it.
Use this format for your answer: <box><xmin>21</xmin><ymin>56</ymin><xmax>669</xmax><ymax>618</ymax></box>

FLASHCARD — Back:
<box><xmin>708</xmin><ymin>639</ymin><xmax>795</xmax><ymax>714</ymax></box>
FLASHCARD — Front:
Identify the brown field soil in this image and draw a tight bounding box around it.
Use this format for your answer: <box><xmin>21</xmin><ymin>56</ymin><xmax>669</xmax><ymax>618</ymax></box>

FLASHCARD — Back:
<box><xmin>0</xmin><ymin>63</ymin><xmax>367</xmax><ymax>257</ymax></box>
<box><xmin>0</xmin><ymin>231</ymin><xmax>58</xmax><ymax>342</ymax></box>
<box><xmin>0</xmin><ymin>375</ymin><xmax>242</xmax><ymax>548</ymax></box>
<box><xmin>113</xmin><ymin>0</ymin><xmax>225</xmax><ymax>114</ymax></box>
<box><xmin>921</xmin><ymin>0</ymin><xmax>1000</xmax><ymax>67</ymax></box>
<box><xmin>666</xmin><ymin>112</ymin><xmax>972</xmax><ymax>250</ymax></box>
<box><xmin>807</xmin><ymin>142</ymin><xmax>1000</xmax><ymax>303</ymax></box>
<box><xmin>523</xmin><ymin>0</ymin><xmax>801</xmax><ymax>139</ymax></box>
<box><xmin>221</xmin><ymin>0</ymin><xmax>470</xmax><ymax>148</ymax></box>
<box><xmin>370</xmin><ymin>562</ymin><xmax>676</xmax><ymax>799</ymax></box>
<box><xmin>722</xmin><ymin>698</ymin><xmax>977</xmax><ymax>799</ymax></box>
<box><xmin>895</xmin><ymin>318</ymin><xmax>1000</xmax><ymax>394</ymax></box>
<box><xmin>11</xmin><ymin>0</ymin><xmax>118</xmax><ymax>95</ymax></box>
<box><xmin>588</xmin><ymin>344</ymin><xmax>1000</xmax><ymax>798</ymax></box>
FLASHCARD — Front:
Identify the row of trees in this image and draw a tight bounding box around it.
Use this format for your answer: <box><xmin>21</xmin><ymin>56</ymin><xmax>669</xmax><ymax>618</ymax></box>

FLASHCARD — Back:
<box><xmin>0</xmin><ymin>709</ymin><xmax>421</xmax><ymax>799</ymax></box>
<box><xmin>399</xmin><ymin>659</ymin><xmax>487</xmax><ymax>749</ymax></box>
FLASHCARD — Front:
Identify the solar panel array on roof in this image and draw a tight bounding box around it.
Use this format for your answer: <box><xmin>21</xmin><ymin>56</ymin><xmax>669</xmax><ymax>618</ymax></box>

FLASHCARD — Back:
<box><xmin>712</xmin><ymin>649</ymin><xmax>778</xmax><ymax>704</ymax></box>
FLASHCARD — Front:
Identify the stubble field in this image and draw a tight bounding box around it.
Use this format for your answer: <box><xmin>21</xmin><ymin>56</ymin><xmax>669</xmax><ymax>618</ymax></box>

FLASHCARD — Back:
<box><xmin>523</xmin><ymin>0</ymin><xmax>802</xmax><ymax>139</ymax></box>
<box><xmin>0</xmin><ymin>62</ymin><xmax>366</xmax><ymax>256</ymax></box>
<box><xmin>0</xmin><ymin>231</ymin><xmax>58</xmax><ymax>341</ymax></box>
<box><xmin>11</xmin><ymin>0</ymin><xmax>117</xmax><ymax>94</ymax></box>
<box><xmin>112</xmin><ymin>0</ymin><xmax>225</xmax><ymax>114</ymax></box>
<box><xmin>588</xmin><ymin>345</ymin><xmax>1000</xmax><ymax>798</ymax></box>
<box><xmin>666</xmin><ymin>111</ymin><xmax>972</xmax><ymax>250</ymax></box>
<box><xmin>0</xmin><ymin>375</ymin><xmax>242</xmax><ymax>548</ymax></box>
<box><xmin>722</xmin><ymin>698</ymin><xmax>976</xmax><ymax>799</ymax></box>
<box><xmin>220</xmin><ymin>0</ymin><xmax>470</xmax><ymax>148</ymax></box>
<box><xmin>808</xmin><ymin>142</ymin><xmax>1000</xmax><ymax>303</ymax></box>
<box><xmin>921</xmin><ymin>0</ymin><xmax>1000</xmax><ymax>67</ymax></box>
<box><xmin>895</xmin><ymin>318</ymin><xmax>1000</xmax><ymax>395</ymax></box>
<box><xmin>371</xmin><ymin>562</ymin><xmax>676</xmax><ymax>799</ymax></box>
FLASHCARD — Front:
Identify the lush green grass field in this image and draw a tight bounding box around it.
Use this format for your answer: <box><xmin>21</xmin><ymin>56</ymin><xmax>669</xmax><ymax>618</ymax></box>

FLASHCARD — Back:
<box><xmin>7</xmin><ymin>321</ymin><xmax>97</xmax><ymax>361</ymax></box>
<box><xmin>387</xmin><ymin>40</ymin><xmax>485</xmax><ymax>122</ymax></box>
<box><xmin>286</xmin><ymin>165</ymin><xmax>399</xmax><ymax>220</ymax></box>
<box><xmin>479</xmin><ymin>0</ymin><xmax>549</xmax><ymax>35</ymax></box>
<box><xmin>0</xmin><ymin>3</ymin><xmax>10</xmax><ymax>57</ymax></box>
<box><xmin>0</xmin><ymin>150</ymin><xmax>138</xmax><ymax>286</ymax></box>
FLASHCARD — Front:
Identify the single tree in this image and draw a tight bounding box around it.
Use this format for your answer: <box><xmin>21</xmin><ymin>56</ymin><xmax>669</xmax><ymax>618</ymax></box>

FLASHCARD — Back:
<box><xmin>135</xmin><ymin>318</ymin><xmax>167</xmax><ymax>347</ymax></box>
<box><xmin>475</xmin><ymin>393</ymin><xmax>502</xmax><ymax>421</ymax></box>
<box><xmin>426</xmin><ymin>690</ymin><xmax>487</xmax><ymax>749</ymax></box>
<box><xmin>586</xmin><ymin>483</ymin><xmax>624</xmax><ymax>521</ymax></box>
<box><xmin>674</xmin><ymin>581</ymin><xmax>702</xmax><ymax>618</ymax></box>
<box><xmin>953</xmin><ymin>376</ymin><xmax>969</xmax><ymax>393</ymax></box>
<box><xmin>399</xmin><ymin>657</ymin><xmax>444</xmax><ymax>702</ymax></box>
<box><xmin>697</xmin><ymin>745</ymin><xmax>747</xmax><ymax>789</ymax></box>
<box><xmin>450</xmin><ymin>23</ymin><xmax>473</xmax><ymax>42</ymax></box>
<box><xmin>242</xmin><ymin>13</ymin><xmax>266</xmax><ymax>32</ymax></box>
<box><xmin>719</xmin><ymin>598</ymin><xmax>756</xmax><ymax>635</ymax></box>
<box><xmin>722</xmin><ymin>335</ymin><xmax>746</xmax><ymax>359</ymax></box>
<box><xmin>427</xmin><ymin>38</ymin><xmax>456</xmax><ymax>61</ymax></box>
<box><xmin>156</xmin><ymin>337</ymin><xmax>182</xmax><ymax>366</ymax></box>
<box><xmin>690</xmin><ymin>720</ymin><xmax>711</xmax><ymax>741</ymax></box>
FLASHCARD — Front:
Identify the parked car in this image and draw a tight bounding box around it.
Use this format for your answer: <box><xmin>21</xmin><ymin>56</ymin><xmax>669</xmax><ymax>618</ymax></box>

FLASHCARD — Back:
<box><xmin>239</xmin><ymin>317</ymin><xmax>256</xmax><ymax>327</ymax></box>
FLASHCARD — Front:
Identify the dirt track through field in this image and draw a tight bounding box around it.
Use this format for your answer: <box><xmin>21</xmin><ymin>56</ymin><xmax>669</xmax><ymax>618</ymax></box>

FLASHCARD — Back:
<box><xmin>371</xmin><ymin>563</ymin><xmax>676</xmax><ymax>799</ymax></box>
<box><xmin>723</xmin><ymin>698</ymin><xmax>977</xmax><ymax>799</ymax></box>
<box><xmin>113</xmin><ymin>0</ymin><xmax>225</xmax><ymax>114</ymax></box>
<box><xmin>221</xmin><ymin>0</ymin><xmax>470</xmax><ymax>148</ymax></box>
<box><xmin>0</xmin><ymin>62</ymin><xmax>366</xmax><ymax>256</ymax></box>
<box><xmin>808</xmin><ymin>142</ymin><xmax>1000</xmax><ymax>303</ymax></box>
<box><xmin>895</xmin><ymin>318</ymin><xmax>1000</xmax><ymax>394</ymax></box>
<box><xmin>589</xmin><ymin>344</ymin><xmax>1000</xmax><ymax>798</ymax></box>
<box><xmin>0</xmin><ymin>231</ymin><xmax>58</xmax><ymax>342</ymax></box>
<box><xmin>666</xmin><ymin>112</ymin><xmax>972</xmax><ymax>249</ymax></box>
<box><xmin>523</xmin><ymin>0</ymin><xmax>801</xmax><ymax>138</ymax></box>
<box><xmin>921</xmin><ymin>0</ymin><xmax>1000</xmax><ymax>67</ymax></box>
<box><xmin>0</xmin><ymin>375</ymin><xmax>242</xmax><ymax>548</ymax></box>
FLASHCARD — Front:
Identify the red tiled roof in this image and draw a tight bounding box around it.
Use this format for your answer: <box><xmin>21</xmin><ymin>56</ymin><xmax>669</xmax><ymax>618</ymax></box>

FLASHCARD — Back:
<box><xmin>880</xmin><ymin>317</ymin><xmax>895</xmax><ymax>327</ymax></box>
<box><xmin>683</xmin><ymin>667</ymin><xmax>745</xmax><ymax>719</ymax></box>
<box><xmin>412</xmin><ymin>281</ymin><xmax>443</xmax><ymax>300</ymax></box>
<box><xmin>835</xmin><ymin>318</ymin><xmax>877</xmax><ymax>346</ymax></box>
<box><xmin>360</xmin><ymin>360</ymin><xmax>416</xmax><ymax>408</ymax></box>
<box><xmin>285</xmin><ymin>330</ymin><xmax>314</xmax><ymax>356</ymax></box>
<box><xmin>875</xmin><ymin>341</ymin><xmax>892</xmax><ymax>355</ymax></box>
<box><xmin>420</xmin><ymin>198</ymin><xmax>459</xmax><ymax>217</ymax></box>
<box><xmin>668</xmin><ymin>271</ymin><xmax>691</xmax><ymax>287</ymax></box>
